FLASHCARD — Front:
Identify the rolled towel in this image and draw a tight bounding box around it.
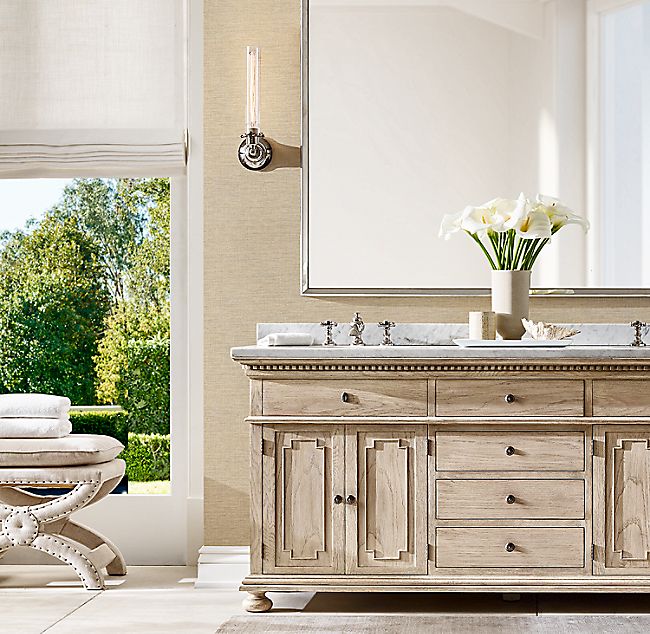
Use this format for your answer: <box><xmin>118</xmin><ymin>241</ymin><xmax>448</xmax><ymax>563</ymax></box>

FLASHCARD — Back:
<box><xmin>0</xmin><ymin>417</ymin><xmax>72</xmax><ymax>438</ymax></box>
<box><xmin>258</xmin><ymin>333</ymin><xmax>314</xmax><ymax>347</ymax></box>
<box><xmin>0</xmin><ymin>393</ymin><xmax>71</xmax><ymax>419</ymax></box>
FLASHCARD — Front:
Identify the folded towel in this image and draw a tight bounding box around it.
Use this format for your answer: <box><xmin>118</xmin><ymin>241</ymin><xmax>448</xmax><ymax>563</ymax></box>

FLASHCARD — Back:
<box><xmin>258</xmin><ymin>333</ymin><xmax>315</xmax><ymax>347</ymax></box>
<box><xmin>0</xmin><ymin>393</ymin><xmax>71</xmax><ymax>419</ymax></box>
<box><xmin>0</xmin><ymin>417</ymin><xmax>72</xmax><ymax>438</ymax></box>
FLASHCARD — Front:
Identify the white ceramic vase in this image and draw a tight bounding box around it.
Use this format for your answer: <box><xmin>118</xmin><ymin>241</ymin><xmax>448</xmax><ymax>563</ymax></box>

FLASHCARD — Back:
<box><xmin>491</xmin><ymin>270</ymin><xmax>531</xmax><ymax>340</ymax></box>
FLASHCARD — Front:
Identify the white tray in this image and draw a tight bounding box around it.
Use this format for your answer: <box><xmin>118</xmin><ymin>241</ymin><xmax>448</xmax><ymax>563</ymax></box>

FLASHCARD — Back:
<box><xmin>453</xmin><ymin>339</ymin><xmax>573</xmax><ymax>348</ymax></box>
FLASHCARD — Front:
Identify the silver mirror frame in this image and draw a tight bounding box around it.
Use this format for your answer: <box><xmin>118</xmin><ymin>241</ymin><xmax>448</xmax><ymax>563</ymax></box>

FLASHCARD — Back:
<box><xmin>299</xmin><ymin>0</ymin><xmax>649</xmax><ymax>298</ymax></box>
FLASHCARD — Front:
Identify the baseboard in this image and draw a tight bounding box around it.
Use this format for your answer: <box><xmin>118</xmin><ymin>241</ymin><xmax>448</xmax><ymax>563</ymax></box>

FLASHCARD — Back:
<box><xmin>195</xmin><ymin>545</ymin><xmax>249</xmax><ymax>589</ymax></box>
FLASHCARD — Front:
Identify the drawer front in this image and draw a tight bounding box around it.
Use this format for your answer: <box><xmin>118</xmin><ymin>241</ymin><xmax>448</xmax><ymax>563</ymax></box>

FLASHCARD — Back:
<box><xmin>435</xmin><ymin>527</ymin><xmax>585</xmax><ymax>568</ymax></box>
<box><xmin>435</xmin><ymin>431</ymin><xmax>585</xmax><ymax>472</ymax></box>
<box><xmin>262</xmin><ymin>380</ymin><xmax>428</xmax><ymax>416</ymax></box>
<box><xmin>436</xmin><ymin>379</ymin><xmax>584</xmax><ymax>416</ymax></box>
<box><xmin>593</xmin><ymin>380</ymin><xmax>650</xmax><ymax>416</ymax></box>
<box><xmin>436</xmin><ymin>479</ymin><xmax>585</xmax><ymax>519</ymax></box>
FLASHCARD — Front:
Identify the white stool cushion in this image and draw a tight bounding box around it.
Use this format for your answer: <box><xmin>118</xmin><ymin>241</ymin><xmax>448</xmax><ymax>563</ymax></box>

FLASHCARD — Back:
<box><xmin>0</xmin><ymin>435</ymin><xmax>124</xmax><ymax>467</ymax></box>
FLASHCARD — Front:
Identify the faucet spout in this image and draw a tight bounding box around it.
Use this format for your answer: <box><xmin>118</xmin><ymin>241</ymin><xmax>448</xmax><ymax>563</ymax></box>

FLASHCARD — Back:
<box><xmin>349</xmin><ymin>312</ymin><xmax>366</xmax><ymax>346</ymax></box>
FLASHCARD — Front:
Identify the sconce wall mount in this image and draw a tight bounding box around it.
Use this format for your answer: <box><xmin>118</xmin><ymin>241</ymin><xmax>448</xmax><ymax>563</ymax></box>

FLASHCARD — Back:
<box><xmin>239</xmin><ymin>129</ymin><xmax>272</xmax><ymax>171</ymax></box>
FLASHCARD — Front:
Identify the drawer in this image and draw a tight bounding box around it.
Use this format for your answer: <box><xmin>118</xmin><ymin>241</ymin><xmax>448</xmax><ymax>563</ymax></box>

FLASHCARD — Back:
<box><xmin>435</xmin><ymin>527</ymin><xmax>585</xmax><ymax>568</ymax></box>
<box><xmin>436</xmin><ymin>479</ymin><xmax>585</xmax><ymax>519</ymax></box>
<box><xmin>593</xmin><ymin>380</ymin><xmax>650</xmax><ymax>416</ymax></box>
<box><xmin>435</xmin><ymin>431</ymin><xmax>585</xmax><ymax>472</ymax></box>
<box><xmin>435</xmin><ymin>379</ymin><xmax>584</xmax><ymax>417</ymax></box>
<box><xmin>262</xmin><ymin>380</ymin><xmax>428</xmax><ymax>416</ymax></box>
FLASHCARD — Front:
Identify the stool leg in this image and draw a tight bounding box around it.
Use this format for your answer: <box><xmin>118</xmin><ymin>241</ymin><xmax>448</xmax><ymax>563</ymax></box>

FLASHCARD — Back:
<box><xmin>58</xmin><ymin>520</ymin><xmax>127</xmax><ymax>576</ymax></box>
<box><xmin>31</xmin><ymin>534</ymin><xmax>105</xmax><ymax>590</ymax></box>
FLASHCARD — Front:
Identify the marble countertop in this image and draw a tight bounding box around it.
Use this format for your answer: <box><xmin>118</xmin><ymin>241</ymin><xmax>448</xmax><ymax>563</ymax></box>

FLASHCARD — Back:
<box><xmin>231</xmin><ymin>344</ymin><xmax>650</xmax><ymax>361</ymax></box>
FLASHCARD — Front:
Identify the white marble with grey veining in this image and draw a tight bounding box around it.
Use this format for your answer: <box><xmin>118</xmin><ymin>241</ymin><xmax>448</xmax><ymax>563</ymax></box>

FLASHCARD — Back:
<box><xmin>256</xmin><ymin>322</ymin><xmax>649</xmax><ymax>347</ymax></box>
<box><xmin>233</xmin><ymin>344</ymin><xmax>650</xmax><ymax>361</ymax></box>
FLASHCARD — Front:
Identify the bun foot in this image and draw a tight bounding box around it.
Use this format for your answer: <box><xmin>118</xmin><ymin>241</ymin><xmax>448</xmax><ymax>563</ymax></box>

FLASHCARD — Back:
<box><xmin>243</xmin><ymin>591</ymin><xmax>273</xmax><ymax>613</ymax></box>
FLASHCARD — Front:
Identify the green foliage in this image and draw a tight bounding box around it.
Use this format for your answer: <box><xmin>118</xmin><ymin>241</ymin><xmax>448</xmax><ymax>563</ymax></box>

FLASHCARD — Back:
<box><xmin>122</xmin><ymin>432</ymin><xmax>170</xmax><ymax>482</ymax></box>
<box><xmin>52</xmin><ymin>179</ymin><xmax>148</xmax><ymax>303</ymax></box>
<box><xmin>93</xmin><ymin>178</ymin><xmax>170</xmax><ymax>432</ymax></box>
<box><xmin>0</xmin><ymin>216</ymin><xmax>110</xmax><ymax>404</ymax></box>
<box><xmin>69</xmin><ymin>410</ymin><xmax>129</xmax><ymax>447</ymax></box>
<box><xmin>118</xmin><ymin>336</ymin><xmax>170</xmax><ymax>434</ymax></box>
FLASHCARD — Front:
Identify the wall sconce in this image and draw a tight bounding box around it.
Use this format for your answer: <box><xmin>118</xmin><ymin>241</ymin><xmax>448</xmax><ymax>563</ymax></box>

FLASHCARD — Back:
<box><xmin>238</xmin><ymin>46</ymin><xmax>272</xmax><ymax>170</ymax></box>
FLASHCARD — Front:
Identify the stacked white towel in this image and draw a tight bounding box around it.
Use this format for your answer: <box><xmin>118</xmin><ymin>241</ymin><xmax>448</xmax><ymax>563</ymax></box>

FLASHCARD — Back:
<box><xmin>0</xmin><ymin>394</ymin><xmax>72</xmax><ymax>438</ymax></box>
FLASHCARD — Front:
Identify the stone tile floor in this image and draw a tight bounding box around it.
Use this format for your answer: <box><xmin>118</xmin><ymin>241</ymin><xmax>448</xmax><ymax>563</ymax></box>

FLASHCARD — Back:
<box><xmin>1</xmin><ymin>565</ymin><xmax>650</xmax><ymax>633</ymax></box>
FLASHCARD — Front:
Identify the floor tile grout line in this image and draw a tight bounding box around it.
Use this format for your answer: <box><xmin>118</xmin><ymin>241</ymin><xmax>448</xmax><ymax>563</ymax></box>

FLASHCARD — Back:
<box><xmin>40</xmin><ymin>592</ymin><xmax>101</xmax><ymax>634</ymax></box>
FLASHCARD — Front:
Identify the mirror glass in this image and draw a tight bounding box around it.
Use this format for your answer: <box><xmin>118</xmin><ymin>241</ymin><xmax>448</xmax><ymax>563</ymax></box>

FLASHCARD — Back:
<box><xmin>304</xmin><ymin>0</ymin><xmax>650</xmax><ymax>294</ymax></box>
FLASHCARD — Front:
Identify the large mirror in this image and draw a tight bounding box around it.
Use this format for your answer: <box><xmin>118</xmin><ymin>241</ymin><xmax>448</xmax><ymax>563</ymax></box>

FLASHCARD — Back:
<box><xmin>302</xmin><ymin>0</ymin><xmax>650</xmax><ymax>295</ymax></box>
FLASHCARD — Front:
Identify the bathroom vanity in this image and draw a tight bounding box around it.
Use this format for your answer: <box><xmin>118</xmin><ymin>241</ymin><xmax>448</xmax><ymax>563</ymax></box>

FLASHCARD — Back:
<box><xmin>232</xmin><ymin>344</ymin><xmax>650</xmax><ymax>612</ymax></box>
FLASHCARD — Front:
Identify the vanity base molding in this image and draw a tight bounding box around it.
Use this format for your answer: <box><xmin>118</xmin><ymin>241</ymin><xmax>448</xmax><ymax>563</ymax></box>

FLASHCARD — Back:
<box><xmin>233</xmin><ymin>354</ymin><xmax>650</xmax><ymax>613</ymax></box>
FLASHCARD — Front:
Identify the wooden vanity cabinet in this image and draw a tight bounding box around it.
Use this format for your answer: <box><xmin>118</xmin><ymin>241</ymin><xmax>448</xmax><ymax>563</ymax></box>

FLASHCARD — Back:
<box><xmin>236</xmin><ymin>358</ymin><xmax>650</xmax><ymax>611</ymax></box>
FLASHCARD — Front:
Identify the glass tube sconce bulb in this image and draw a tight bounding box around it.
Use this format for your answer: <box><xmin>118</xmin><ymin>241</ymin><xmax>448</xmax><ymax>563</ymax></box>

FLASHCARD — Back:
<box><xmin>239</xmin><ymin>45</ymin><xmax>272</xmax><ymax>170</ymax></box>
<box><xmin>246</xmin><ymin>46</ymin><xmax>261</xmax><ymax>131</ymax></box>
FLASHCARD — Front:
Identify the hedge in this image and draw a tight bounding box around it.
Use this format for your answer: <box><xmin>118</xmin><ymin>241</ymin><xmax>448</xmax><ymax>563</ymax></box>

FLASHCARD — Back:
<box><xmin>119</xmin><ymin>337</ymin><xmax>170</xmax><ymax>435</ymax></box>
<box><xmin>122</xmin><ymin>432</ymin><xmax>170</xmax><ymax>482</ymax></box>
<box><xmin>70</xmin><ymin>410</ymin><xmax>128</xmax><ymax>446</ymax></box>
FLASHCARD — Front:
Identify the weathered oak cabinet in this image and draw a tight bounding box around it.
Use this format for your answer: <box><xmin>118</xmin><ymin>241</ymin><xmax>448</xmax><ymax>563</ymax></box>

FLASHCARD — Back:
<box><xmin>232</xmin><ymin>351</ymin><xmax>650</xmax><ymax>612</ymax></box>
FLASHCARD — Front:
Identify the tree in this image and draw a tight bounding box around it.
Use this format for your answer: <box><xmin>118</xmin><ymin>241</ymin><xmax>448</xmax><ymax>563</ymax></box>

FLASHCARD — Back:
<box><xmin>0</xmin><ymin>215</ymin><xmax>110</xmax><ymax>404</ymax></box>
<box><xmin>93</xmin><ymin>179</ymin><xmax>171</xmax><ymax>435</ymax></box>
<box><xmin>52</xmin><ymin>179</ymin><xmax>148</xmax><ymax>303</ymax></box>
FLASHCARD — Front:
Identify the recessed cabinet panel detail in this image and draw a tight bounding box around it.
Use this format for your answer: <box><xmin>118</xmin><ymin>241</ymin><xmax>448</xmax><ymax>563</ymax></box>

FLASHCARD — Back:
<box><xmin>346</xmin><ymin>427</ymin><xmax>428</xmax><ymax>574</ymax></box>
<box><xmin>594</xmin><ymin>425</ymin><xmax>650</xmax><ymax>575</ymax></box>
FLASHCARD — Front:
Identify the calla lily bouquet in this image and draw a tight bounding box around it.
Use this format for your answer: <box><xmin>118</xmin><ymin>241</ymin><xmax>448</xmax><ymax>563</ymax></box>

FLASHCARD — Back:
<box><xmin>439</xmin><ymin>193</ymin><xmax>589</xmax><ymax>270</ymax></box>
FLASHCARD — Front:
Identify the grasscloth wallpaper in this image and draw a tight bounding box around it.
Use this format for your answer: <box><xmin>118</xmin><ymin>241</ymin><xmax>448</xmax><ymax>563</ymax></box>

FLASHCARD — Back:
<box><xmin>203</xmin><ymin>0</ymin><xmax>650</xmax><ymax>546</ymax></box>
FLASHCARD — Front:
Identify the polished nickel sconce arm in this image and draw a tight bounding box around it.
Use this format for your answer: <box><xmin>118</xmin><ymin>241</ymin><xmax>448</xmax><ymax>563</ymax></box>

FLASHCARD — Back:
<box><xmin>239</xmin><ymin>47</ymin><xmax>273</xmax><ymax>171</ymax></box>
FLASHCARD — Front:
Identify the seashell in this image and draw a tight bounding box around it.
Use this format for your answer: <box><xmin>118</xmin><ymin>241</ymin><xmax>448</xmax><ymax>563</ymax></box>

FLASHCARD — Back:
<box><xmin>521</xmin><ymin>318</ymin><xmax>580</xmax><ymax>341</ymax></box>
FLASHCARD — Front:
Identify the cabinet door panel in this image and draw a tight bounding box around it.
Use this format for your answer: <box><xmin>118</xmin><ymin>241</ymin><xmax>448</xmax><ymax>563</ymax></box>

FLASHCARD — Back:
<box><xmin>345</xmin><ymin>425</ymin><xmax>428</xmax><ymax>574</ymax></box>
<box><xmin>594</xmin><ymin>425</ymin><xmax>650</xmax><ymax>575</ymax></box>
<box><xmin>262</xmin><ymin>425</ymin><xmax>345</xmax><ymax>574</ymax></box>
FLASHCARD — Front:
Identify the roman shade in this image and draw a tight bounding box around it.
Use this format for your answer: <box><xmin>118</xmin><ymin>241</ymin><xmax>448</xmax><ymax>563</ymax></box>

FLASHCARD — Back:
<box><xmin>0</xmin><ymin>0</ymin><xmax>186</xmax><ymax>177</ymax></box>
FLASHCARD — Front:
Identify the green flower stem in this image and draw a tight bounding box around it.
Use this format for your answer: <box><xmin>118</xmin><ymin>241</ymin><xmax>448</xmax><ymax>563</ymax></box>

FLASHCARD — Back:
<box><xmin>526</xmin><ymin>238</ymin><xmax>550</xmax><ymax>270</ymax></box>
<box><xmin>488</xmin><ymin>232</ymin><xmax>504</xmax><ymax>269</ymax></box>
<box><xmin>467</xmin><ymin>231</ymin><xmax>497</xmax><ymax>270</ymax></box>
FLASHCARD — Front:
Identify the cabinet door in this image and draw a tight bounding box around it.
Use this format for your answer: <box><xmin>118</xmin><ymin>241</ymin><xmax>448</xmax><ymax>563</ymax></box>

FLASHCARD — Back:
<box><xmin>345</xmin><ymin>425</ymin><xmax>428</xmax><ymax>574</ymax></box>
<box><xmin>594</xmin><ymin>425</ymin><xmax>650</xmax><ymax>574</ymax></box>
<box><xmin>262</xmin><ymin>425</ymin><xmax>345</xmax><ymax>574</ymax></box>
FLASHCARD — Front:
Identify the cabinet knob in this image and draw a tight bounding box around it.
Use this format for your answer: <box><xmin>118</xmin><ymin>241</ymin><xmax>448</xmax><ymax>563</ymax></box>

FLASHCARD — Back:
<box><xmin>333</xmin><ymin>495</ymin><xmax>343</xmax><ymax>505</ymax></box>
<box><xmin>346</xmin><ymin>495</ymin><xmax>356</xmax><ymax>505</ymax></box>
<box><xmin>505</xmin><ymin>542</ymin><xmax>516</xmax><ymax>553</ymax></box>
<box><xmin>506</xmin><ymin>495</ymin><xmax>516</xmax><ymax>505</ymax></box>
<box><xmin>341</xmin><ymin>392</ymin><xmax>350</xmax><ymax>403</ymax></box>
<box><xmin>505</xmin><ymin>393</ymin><xmax>516</xmax><ymax>404</ymax></box>
<box><xmin>505</xmin><ymin>446</ymin><xmax>515</xmax><ymax>456</ymax></box>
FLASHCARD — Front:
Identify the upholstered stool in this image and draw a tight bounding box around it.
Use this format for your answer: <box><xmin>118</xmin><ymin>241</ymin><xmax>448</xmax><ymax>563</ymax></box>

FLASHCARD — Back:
<box><xmin>0</xmin><ymin>434</ymin><xmax>126</xmax><ymax>590</ymax></box>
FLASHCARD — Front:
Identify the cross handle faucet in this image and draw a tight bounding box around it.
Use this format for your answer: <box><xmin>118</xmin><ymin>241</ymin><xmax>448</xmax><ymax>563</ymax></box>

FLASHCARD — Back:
<box><xmin>320</xmin><ymin>320</ymin><xmax>338</xmax><ymax>346</ymax></box>
<box><xmin>631</xmin><ymin>320</ymin><xmax>648</xmax><ymax>347</ymax></box>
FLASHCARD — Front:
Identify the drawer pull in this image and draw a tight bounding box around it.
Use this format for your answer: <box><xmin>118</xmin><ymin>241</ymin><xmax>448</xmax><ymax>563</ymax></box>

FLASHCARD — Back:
<box><xmin>505</xmin><ymin>446</ymin><xmax>516</xmax><ymax>456</ymax></box>
<box><xmin>505</xmin><ymin>542</ymin><xmax>516</xmax><ymax>553</ymax></box>
<box><xmin>341</xmin><ymin>392</ymin><xmax>350</xmax><ymax>403</ymax></box>
<box><xmin>333</xmin><ymin>495</ymin><xmax>343</xmax><ymax>505</ymax></box>
<box><xmin>505</xmin><ymin>393</ymin><xmax>516</xmax><ymax>404</ymax></box>
<box><xmin>346</xmin><ymin>494</ymin><xmax>356</xmax><ymax>505</ymax></box>
<box><xmin>506</xmin><ymin>495</ymin><xmax>516</xmax><ymax>505</ymax></box>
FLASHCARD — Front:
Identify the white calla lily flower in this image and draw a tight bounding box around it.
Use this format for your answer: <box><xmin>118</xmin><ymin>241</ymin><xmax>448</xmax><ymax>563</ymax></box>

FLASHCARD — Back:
<box><xmin>514</xmin><ymin>209</ymin><xmax>552</xmax><ymax>239</ymax></box>
<box><xmin>536</xmin><ymin>194</ymin><xmax>590</xmax><ymax>232</ymax></box>
<box><xmin>437</xmin><ymin>192</ymin><xmax>588</xmax><ymax>271</ymax></box>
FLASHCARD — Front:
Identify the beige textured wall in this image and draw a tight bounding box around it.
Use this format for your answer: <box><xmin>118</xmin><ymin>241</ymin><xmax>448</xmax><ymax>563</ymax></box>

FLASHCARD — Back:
<box><xmin>203</xmin><ymin>0</ymin><xmax>650</xmax><ymax>546</ymax></box>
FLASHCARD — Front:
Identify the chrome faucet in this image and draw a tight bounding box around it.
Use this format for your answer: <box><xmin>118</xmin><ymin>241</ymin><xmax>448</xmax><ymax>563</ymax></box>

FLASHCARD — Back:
<box><xmin>378</xmin><ymin>320</ymin><xmax>396</xmax><ymax>346</ymax></box>
<box><xmin>631</xmin><ymin>321</ymin><xmax>648</xmax><ymax>347</ymax></box>
<box><xmin>349</xmin><ymin>312</ymin><xmax>366</xmax><ymax>346</ymax></box>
